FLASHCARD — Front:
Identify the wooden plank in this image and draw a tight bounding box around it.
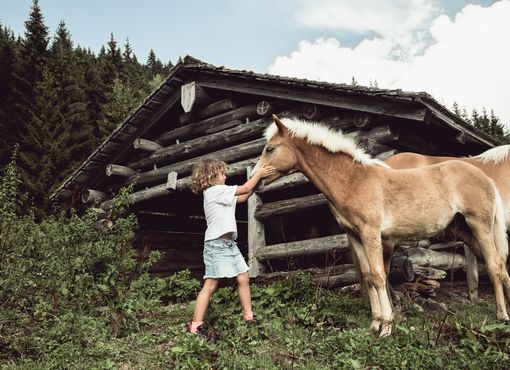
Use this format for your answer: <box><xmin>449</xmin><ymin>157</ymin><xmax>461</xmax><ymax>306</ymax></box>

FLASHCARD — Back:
<box><xmin>128</xmin><ymin>117</ymin><xmax>271</xmax><ymax>169</ymax></box>
<box><xmin>255</xmin><ymin>234</ymin><xmax>349</xmax><ymax>260</ymax></box>
<box><xmin>247</xmin><ymin>167</ymin><xmax>266</xmax><ymax>277</ymax></box>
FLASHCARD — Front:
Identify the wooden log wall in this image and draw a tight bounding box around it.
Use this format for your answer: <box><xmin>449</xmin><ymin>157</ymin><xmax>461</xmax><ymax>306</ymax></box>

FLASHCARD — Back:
<box><xmin>88</xmin><ymin>82</ymin><xmax>476</xmax><ymax>282</ymax></box>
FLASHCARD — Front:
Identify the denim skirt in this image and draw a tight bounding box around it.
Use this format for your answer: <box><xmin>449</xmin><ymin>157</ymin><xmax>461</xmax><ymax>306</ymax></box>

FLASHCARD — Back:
<box><xmin>203</xmin><ymin>238</ymin><xmax>249</xmax><ymax>279</ymax></box>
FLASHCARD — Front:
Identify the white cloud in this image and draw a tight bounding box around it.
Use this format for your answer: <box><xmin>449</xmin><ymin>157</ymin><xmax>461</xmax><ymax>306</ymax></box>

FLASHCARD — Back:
<box><xmin>270</xmin><ymin>1</ymin><xmax>510</xmax><ymax>126</ymax></box>
<box><xmin>295</xmin><ymin>0</ymin><xmax>441</xmax><ymax>37</ymax></box>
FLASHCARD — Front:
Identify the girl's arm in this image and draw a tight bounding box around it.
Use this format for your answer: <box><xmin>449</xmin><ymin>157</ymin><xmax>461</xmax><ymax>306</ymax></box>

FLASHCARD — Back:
<box><xmin>235</xmin><ymin>165</ymin><xmax>275</xmax><ymax>203</ymax></box>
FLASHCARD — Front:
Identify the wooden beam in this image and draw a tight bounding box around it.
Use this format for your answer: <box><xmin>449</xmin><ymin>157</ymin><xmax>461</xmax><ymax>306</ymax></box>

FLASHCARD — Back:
<box><xmin>194</xmin><ymin>74</ymin><xmax>429</xmax><ymax>122</ymax></box>
<box><xmin>127</xmin><ymin>117</ymin><xmax>271</xmax><ymax>169</ymax></box>
<box><xmin>100</xmin><ymin>158</ymin><xmax>259</xmax><ymax>208</ymax></box>
<box><xmin>82</xmin><ymin>189</ymin><xmax>110</xmax><ymax>204</ymax></box>
<box><xmin>180</xmin><ymin>98</ymin><xmax>238</xmax><ymax>124</ymax></box>
<box><xmin>156</xmin><ymin>101</ymin><xmax>274</xmax><ymax>145</ymax></box>
<box><xmin>105</xmin><ymin>164</ymin><xmax>137</xmax><ymax>177</ymax></box>
<box><xmin>247</xmin><ymin>167</ymin><xmax>266</xmax><ymax>278</ymax></box>
<box><xmin>125</xmin><ymin>138</ymin><xmax>267</xmax><ymax>188</ymax></box>
<box><xmin>255</xmin><ymin>193</ymin><xmax>328</xmax><ymax>221</ymax></box>
<box><xmin>255</xmin><ymin>234</ymin><xmax>350</xmax><ymax>260</ymax></box>
<box><xmin>133</xmin><ymin>138</ymin><xmax>163</xmax><ymax>152</ymax></box>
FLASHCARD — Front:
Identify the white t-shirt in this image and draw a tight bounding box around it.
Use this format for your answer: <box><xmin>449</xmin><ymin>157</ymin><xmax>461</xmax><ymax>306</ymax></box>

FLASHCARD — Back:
<box><xmin>203</xmin><ymin>184</ymin><xmax>238</xmax><ymax>241</ymax></box>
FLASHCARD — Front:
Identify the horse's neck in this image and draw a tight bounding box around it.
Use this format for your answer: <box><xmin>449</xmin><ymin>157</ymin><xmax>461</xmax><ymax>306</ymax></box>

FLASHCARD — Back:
<box><xmin>296</xmin><ymin>145</ymin><xmax>366</xmax><ymax>204</ymax></box>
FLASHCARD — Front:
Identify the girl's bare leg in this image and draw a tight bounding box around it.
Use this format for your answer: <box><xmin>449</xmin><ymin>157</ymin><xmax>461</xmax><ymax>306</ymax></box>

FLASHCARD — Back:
<box><xmin>192</xmin><ymin>278</ymin><xmax>219</xmax><ymax>322</ymax></box>
<box><xmin>236</xmin><ymin>272</ymin><xmax>253</xmax><ymax>319</ymax></box>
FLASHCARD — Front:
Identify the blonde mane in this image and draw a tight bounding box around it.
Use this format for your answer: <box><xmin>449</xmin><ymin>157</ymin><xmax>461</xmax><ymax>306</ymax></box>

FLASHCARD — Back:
<box><xmin>473</xmin><ymin>145</ymin><xmax>510</xmax><ymax>165</ymax></box>
<box><xmin>264</xmin><ymin>117</ymin><xmax>389</xmax><ymax>167</ymax></box>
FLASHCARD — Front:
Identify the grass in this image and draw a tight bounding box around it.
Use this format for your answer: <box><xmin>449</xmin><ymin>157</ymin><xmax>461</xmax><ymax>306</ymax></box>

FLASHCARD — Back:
<box><xmin>2</xmin><ymin>275</ymin><xmax>510</xmax><ymax>370</ymax></box>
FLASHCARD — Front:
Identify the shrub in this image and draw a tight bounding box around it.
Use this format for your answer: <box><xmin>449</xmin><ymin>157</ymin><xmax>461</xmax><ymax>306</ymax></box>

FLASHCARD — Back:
<box><xmin>0</xmin><ymin>152</ymin><xmax>159</xmax><ymax>360</ymax></box>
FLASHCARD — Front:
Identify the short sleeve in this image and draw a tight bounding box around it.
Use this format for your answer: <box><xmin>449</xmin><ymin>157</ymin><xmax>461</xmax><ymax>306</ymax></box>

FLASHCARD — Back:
<box><xmin>212</xmin><ymin>185</ymin><xmax>237</xmax><ymax>206</ymax></box>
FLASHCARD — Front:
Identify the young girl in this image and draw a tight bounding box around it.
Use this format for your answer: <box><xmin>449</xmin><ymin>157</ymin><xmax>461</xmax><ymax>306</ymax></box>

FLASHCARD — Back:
<box><xmin>188</xmin><ymin>158</ymin><xmax>275</xmax><ymax>337</ymax></box>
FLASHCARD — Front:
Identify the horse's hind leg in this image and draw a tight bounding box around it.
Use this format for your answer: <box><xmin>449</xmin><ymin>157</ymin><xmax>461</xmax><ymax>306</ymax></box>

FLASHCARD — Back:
<box><xmin>464</xmin><ymin>245</ymin><xmax>480</xmax><ymax>301</ymax></box>
<box><xmin>383</xmin><ymin>244</ymin><xmax>400</xmax><ymax>311</ymax></box>
<box><xmin>454</xmin><ymin>224</ymin><xmax>480</xmax><ymax>301</ymax></box>
<box><xmin>465</xmin><ymin>218</ymin><xmax>509</xmax><ymax>321</ymax></box>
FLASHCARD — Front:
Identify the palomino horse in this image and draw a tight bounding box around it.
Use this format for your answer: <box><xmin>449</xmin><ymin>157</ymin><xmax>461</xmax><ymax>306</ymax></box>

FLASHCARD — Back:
<box><xmin>253</xmin><ymin>115</ymin><xmax>510</xmax><ymax>336</ymax></box>
<box><xmin>386</xmin><ymin>148</ymin><xmax>510</xmax><ymax>300</ymax></box>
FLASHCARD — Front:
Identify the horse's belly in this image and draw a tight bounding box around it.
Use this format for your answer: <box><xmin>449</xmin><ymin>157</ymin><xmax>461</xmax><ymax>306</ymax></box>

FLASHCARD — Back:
<box><xmin>381</xmin><ymin>212</ymin><xmax>454</xmax><ymax>241</ymax></box>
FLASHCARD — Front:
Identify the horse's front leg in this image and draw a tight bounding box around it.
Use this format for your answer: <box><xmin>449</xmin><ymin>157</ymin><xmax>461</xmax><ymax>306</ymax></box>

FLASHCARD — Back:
<box><xmin>360</xmin><ymin>232</ymin><xmax>394</xmax><ymax>337</ymax></box>
<box><xmin>348</xmin><ymin>233</ymin><xmax>391</xmax><ymax>336</ymax></box>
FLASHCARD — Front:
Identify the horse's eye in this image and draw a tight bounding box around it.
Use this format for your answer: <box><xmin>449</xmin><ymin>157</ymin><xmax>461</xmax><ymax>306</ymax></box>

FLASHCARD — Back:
<box><xmin>266</xmin><ymin>146</ymin><xmax>275</xmax><ymax>154</ymax></box>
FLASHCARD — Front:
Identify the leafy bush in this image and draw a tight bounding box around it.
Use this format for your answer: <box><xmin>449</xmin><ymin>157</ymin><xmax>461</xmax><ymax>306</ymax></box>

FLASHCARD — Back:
<box><xmin>0</xmin><ymin>152</ymin><xmax>160</xmax><ymax>360</ymax></box>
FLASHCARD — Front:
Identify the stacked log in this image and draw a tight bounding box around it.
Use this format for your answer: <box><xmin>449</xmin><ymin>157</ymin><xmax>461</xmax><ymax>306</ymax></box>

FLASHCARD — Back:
<box><xmin>255</xmin><ymin>238</ymin><xmax>476</xmax><ymax>297</ymax></box>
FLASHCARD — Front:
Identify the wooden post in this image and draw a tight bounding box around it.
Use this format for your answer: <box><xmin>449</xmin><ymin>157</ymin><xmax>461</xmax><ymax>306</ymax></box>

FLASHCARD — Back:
<box><xmin>247</xmin><ymin>167</ymin><xmax>265</xmax><ymax>277</ymax></box>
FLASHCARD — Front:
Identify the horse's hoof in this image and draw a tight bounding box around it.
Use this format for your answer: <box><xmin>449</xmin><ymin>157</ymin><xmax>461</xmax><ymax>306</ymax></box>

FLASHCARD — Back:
<box><xmin>497</xmin><ymin>315</ymin><xmax>509</xmax><ymax>322</ymax></box>
<box><xmin>378</xmin><ymin>323</ymin><xmax>393</xmax><ymax>338</ymax></box>
<box><xmin>370</xmin><ymin>320</ymin><xmax>382</xmax><ymax>334</ymax></box>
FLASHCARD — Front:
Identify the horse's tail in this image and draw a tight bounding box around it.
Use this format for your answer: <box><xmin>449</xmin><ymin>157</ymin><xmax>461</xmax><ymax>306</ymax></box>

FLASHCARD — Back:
<box><xmin>493</xmin><ymin>185</ymin><xmax>508</xmax><ymax>262</ymax></box>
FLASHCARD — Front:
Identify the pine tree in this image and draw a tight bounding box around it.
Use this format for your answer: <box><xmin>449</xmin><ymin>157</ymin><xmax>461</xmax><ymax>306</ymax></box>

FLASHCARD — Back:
<box><xmin>19</xmin><ymin>0</ymin><xmax>48</xmax><ymax>100</ymax></box>
<box><xmin>100</xmin><ymin>33</ymin><xmax>123</xmax><ymax>88</ymax></box>
<box><xmin>49</xmin><ymin>21</ymin><xmax>94</xmax><ymax>176</ymax></box>
<box><xmin>147</xmin><ymin>49</ymin><xmax>167</xmax><ymax>76</ymax></box>
<box><xmin>15</xmin><ymin>0</ymin><xmax>50</xmax><ymax>207</ymax></box>
<box><xmin>17</xmin><ymin>68</ymin><xmax>57</xmax><ymax>211</ymax></box>
<box><xmin>0</xmin><ymin>25</ymin><xmax>22</xmax><ymax>165</ymax></box>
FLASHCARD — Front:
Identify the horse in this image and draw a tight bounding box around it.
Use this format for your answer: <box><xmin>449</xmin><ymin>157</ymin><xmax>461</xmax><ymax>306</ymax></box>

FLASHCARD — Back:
<box><xmin>252</xmin><ymin>115</ymin><xmax>510</xmax><ymax>337</ymax></box>
<box><xmin>386</xmin><ymin>148</ymin><xmax>510</xmax><ymax>301</ymax></box>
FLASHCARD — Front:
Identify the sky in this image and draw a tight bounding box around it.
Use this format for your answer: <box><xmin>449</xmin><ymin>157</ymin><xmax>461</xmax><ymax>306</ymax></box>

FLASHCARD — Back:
<box><xmin>1</xmin><ymin>0</ymin><xmax>508</xmax><ymax>125</ymax></box>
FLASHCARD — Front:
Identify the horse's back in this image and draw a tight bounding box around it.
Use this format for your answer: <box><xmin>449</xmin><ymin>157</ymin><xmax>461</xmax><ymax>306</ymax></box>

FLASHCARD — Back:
<box><xmin>385</xmin><ymin>152</ymin><xmax>453</xmax><ymax>169</ymax></box>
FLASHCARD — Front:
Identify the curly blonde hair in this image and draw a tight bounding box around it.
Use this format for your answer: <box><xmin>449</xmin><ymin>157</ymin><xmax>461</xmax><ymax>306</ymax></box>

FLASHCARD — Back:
<box><xmin>189</xmin><ymin>159</ymin><xmax>227</xmax><ymax>194</ymax></box>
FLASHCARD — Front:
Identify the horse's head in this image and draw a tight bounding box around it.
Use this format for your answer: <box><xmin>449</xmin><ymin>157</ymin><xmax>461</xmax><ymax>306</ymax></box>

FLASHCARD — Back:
<box><xmin>252</xmin><ymin>114</ymin><xmax>299</xmax><ymax>185</ymax></box>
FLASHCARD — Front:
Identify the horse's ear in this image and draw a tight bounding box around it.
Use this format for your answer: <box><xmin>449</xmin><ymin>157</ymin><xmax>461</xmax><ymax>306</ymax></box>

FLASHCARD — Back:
<box><xmin>272</xmin><ymin>114</ymin><xmax>289</xmax><ymax>135</ymax></box>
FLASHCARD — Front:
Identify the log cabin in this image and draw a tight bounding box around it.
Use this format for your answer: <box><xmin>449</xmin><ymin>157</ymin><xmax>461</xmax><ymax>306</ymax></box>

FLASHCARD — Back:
<box><xmin>50</xmin><ymin>55</ymin><xmax>499</xmax><ymax>289</ymax></box>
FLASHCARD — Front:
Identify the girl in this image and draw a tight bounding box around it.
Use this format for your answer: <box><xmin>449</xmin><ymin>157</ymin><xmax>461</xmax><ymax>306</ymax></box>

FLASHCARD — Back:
<box><xmin>188</xmin><ymin>158</ymin><xmax>275</xmax><ymax>337</ymax></box>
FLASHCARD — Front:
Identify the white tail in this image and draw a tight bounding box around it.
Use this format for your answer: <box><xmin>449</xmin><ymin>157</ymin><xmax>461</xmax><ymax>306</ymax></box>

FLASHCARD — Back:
<box><xmin>493</xmin><ymin>185</ymin><xmax>508</xmax><ymax>261</ymax></box>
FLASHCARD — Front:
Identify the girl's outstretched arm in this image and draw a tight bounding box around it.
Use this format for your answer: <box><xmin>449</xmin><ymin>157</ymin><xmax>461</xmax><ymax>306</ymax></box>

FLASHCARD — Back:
<box><xmin>235</xmin><ymin>164</ymin><xmax>275</xmax><ymax>203</ymax></box>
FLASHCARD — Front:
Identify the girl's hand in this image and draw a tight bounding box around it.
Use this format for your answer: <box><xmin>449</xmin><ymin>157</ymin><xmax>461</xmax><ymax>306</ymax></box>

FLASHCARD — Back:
<box><xmin>257</xmin><ymin>164</ymin><xmax>276</xmax><ymax>178</ymax></box>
